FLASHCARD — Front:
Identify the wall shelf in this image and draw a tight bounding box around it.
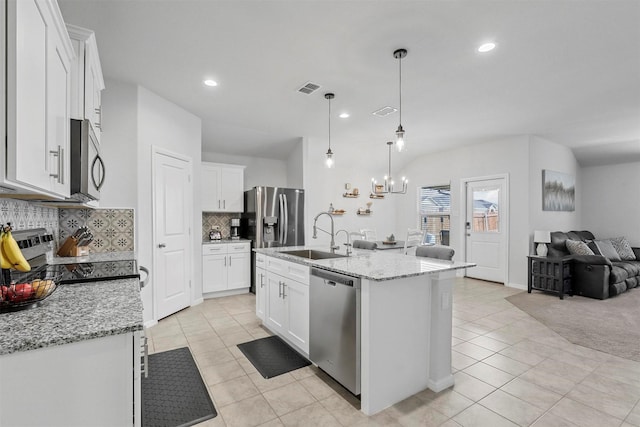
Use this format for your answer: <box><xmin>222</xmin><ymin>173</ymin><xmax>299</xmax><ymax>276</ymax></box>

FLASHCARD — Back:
<box><xmin>369</xmin><ymin>193</ymin><xmax>385</xmax><ymax>199</ymax></box>
<box><xmin>343</xmin><ymin>193</ymin><xmax>359</xmax><ymax>198</ymax></box>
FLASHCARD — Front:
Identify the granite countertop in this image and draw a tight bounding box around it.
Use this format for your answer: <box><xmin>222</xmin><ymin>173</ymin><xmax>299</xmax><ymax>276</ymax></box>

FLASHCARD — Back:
<box><xmin>255</xmin><ymin>246</ymin><xmax>475</xmax><ymax>281</ymax></box>
<box><xmin>203</xmin><ymin>238</ymin><xmax>251</xmax><ymax>245</ymax></box>
<box><xmin>49</xmin><ymin>251</ymin><xmax>136</xmax><ymax>264</ymax></box>
<box><xmin>0</xmin><ymin>278</ymin><xmax>143</xmax><ymax>356</ymax></box>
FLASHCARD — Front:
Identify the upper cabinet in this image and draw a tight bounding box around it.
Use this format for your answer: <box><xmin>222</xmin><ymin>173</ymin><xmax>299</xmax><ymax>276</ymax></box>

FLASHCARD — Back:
<box><xmin>3</xmin><ymin>0</ymin><xmax>75</xmax><ymax>198</ymax></box>
<box><xmin>66</xmin><ymin>24</ymin><xmax>105</xmax><ymax>144</ymax></box>
<box><xmin>202</xmin><ymin>162</ymin><xmax>245</xmax><ymax>212</ymax></box>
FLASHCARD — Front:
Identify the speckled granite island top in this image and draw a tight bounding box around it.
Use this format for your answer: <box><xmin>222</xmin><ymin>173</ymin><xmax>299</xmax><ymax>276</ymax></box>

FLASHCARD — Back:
<box><xmin>48</xmin><ymin>251</ymin><xmax>136</xmax><ymax>264</ymax></box>
<box><xmin>255</xmin><ymin>246</ymin><xmax>475</xmax><ymax>281</ymax></box>
<box><xmin>0</xmin><ymin>278</ymin><xmax>143</xmax><ymax>356</ymax></box>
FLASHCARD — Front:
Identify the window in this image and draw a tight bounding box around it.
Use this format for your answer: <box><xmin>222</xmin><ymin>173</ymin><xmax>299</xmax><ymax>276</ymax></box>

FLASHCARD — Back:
<box><xmin>419</xmin><ymin>185</ymin><xmax>451</xmax><ymax>245</ymax></box>
<box><xmin>471</xmin><ymin>186</ymin><xmax>500</xmax><ymax>232</ymax></box>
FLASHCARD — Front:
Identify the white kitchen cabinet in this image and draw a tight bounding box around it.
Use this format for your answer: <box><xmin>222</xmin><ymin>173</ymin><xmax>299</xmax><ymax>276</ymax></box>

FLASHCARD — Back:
<box><xmin>255</xmin><ymin>254</ymin><xmax>267</xmax><ymax>320</ymax></box>
<box><xmin>0</xmin><ymin>331</ymin><xmax>141</xmax><ymax>426</ymax></box>
<box><xmin>202</xmin><ymin>162</ymin><xmax>246</xmax><ymax>212</ymax></box>
<box><xmin>202</xmin><ymin>242</ymin><xmax>250</xmax><ymax>295</ymax></box>
<box><xmin>67</xmin><ymin>24</ymin><xmax>105</xmax><ymax>143</ymax></box>
<box><xmin>4</xmin><ymin>0</ymin><xmax>74</xmax><ymax>198</ymax></box>
<box><xmin>263</xmin><ymin>256</ymin><xmax>310</xmax><ymax>354</ymax></box>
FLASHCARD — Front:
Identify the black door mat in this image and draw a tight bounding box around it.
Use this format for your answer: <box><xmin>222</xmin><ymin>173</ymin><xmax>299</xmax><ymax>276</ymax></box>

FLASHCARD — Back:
<box><xmin>237</xmin><ymin>335</ymin><xmax>311</xmax><ymax>379</ymax></box>
<box><xmin>142</xmin><ymin>347</ymin><xmax>217</xmax><ymax>427</ymax></box>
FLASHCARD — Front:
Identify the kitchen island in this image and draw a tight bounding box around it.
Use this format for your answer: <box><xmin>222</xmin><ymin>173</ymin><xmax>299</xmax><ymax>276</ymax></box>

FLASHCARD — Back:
<box><xmin>0</xmin><ymin>278</ymin><xmax>144</xmax><ymax>426</ymax></box>
<box><xmin>255</xmin><ymin>246</ymin><xmax>474</xmax><ymax>415</ymax></box>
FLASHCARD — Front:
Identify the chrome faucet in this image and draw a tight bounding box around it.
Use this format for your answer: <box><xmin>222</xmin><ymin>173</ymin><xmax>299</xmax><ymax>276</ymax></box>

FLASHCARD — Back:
<box><xmin>335</xmin><ymin>229</ymin><xmax>352</xmax><ymax>256</ymax></box>
<box><xmin>312</xmin><ymin>211</ymin><xmax>340</xmax><ymax>253</ymax></box>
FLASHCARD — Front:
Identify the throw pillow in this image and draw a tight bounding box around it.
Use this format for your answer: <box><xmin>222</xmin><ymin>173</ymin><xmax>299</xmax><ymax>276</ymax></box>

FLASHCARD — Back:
<box><xmin>565</xmin><ymin>240</ymin><xmax>594</xmax><ymax>256</ymax></box>
<box><xmin>609</xmin><ymin>236</ymin><xmax>636</xmax><ymax>261</ymax></box>
<box><xmin>586</xmin><ymin>240</ymin><xmax>601</xmax><ymax>255</ymax></box>
<box><xmin>593</xmin><ymin>239</ymin><xmax>621</xmax><ymax>261</ymax></box>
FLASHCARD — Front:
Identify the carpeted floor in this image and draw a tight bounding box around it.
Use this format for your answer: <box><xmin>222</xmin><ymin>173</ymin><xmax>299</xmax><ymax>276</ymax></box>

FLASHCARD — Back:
<box><xmin>506</xmin><ymin>288</ymin><xmax>640</xmax><ymax>362</ymax></box>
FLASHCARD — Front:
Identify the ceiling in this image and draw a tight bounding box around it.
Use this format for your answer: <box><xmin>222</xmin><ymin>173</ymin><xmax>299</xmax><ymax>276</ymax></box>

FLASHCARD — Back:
<box><xmin>58</xmin><ymin>0</ymin><xmax>640</xmax><ymax>167</ymax></box>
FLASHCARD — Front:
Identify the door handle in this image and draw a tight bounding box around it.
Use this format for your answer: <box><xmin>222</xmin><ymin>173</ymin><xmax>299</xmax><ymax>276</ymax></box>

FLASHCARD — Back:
<box><xmin>218</xmin><ymin>200</ymin><xmax>221</xmax><ymax>209</ymax></box>
<box><xmin>49</xmin><ymin>146</ymin><xmax>63</xmax><ymax>183</ymax></box>
<box><xmin>158</xmin><ymin>243</ymin><xmax>166</xmax><ymax>248</ymax></box>
<box><xmin>282</xmin><ymin>283</ymin><xmax>287</xmax><ymax>299</ymax></box>
<box><xmin>229</xmin><ymin>256</ymin><xmax>231</xmax><ymax>266</ymax></box>
<box><xmin>224</xmin><ymin>256</ymin><xmax>227</xmax><ymax>267</ymax></box>
<box><xmin>260</xmin><ymin>273</ymin><xmax>264</xmax><ymax>288</ymax></box>
<box><xmin>223</xmin><ymin>200</ymin><xmax>226</xmax><ymax>209</ymax></box>
<box><xmin>278</xmin><ymin>281</ymin><xmax>283</xmax><ymax>297</ymax></box>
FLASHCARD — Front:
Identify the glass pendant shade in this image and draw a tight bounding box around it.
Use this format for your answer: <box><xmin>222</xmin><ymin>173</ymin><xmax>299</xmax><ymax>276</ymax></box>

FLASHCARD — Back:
<box><xmin>325</xmin><ymin>148</ymin><xmax>334</xmax><ymax>168</ymax></box>
<box><xmin>395</xmin><ymin>125</ymin><xmax>405</xmax><ymax>152</ymax></box>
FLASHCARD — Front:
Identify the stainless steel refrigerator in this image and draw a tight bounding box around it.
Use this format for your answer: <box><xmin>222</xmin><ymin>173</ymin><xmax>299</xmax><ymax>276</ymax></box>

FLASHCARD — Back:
<box><xmin>240</xmin><ymin>187</ymin><xmax>305</xmax><ymax>292</ymax></box>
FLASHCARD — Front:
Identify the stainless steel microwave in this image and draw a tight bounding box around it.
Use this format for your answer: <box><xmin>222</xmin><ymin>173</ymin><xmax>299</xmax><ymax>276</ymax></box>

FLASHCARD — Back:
<box><xmin>70</xmin><ymin>119</ymin><xmax>104</xmax><ymax>201</ymax></box>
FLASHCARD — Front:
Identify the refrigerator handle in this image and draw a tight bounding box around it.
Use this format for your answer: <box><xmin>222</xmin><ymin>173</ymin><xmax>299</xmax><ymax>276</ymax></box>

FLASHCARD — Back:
<box><xmin>282</xmin><ymin>193</ymin><xmax>289</xmax><ymax>245</ymax></box>
<box><xmin>278</xmin><ymin>194</ymin><xmax>285</xmax><ymax>245</ymax></box>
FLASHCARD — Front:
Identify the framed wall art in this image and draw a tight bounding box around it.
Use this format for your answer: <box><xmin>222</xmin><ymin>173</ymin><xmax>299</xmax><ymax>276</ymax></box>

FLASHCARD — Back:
<box><xmin>542</xmin><ymin>169</ymin><xmax>575</xmax><ymax>211</ymax></box>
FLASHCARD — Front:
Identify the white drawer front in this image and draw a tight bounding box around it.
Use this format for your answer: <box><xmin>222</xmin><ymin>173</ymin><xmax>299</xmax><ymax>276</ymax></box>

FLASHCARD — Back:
<box><xmin>228</xmin><ymin>242</ymin><xmax>250</xmax><ymax>254</ymax></box>
<box><xmin>266</xmin><ymin>256</ymin><xmax>309</xmax><ymax>285</ymax></box>
<box><xmin>255</xmin><ymin>253</ymin><xmax>266</xmax><ymax>266</ymax></box>
<box><xmin>203</xmin><ymin>244</ymin><xmax>227</xmax><ymax>255</ymax></box>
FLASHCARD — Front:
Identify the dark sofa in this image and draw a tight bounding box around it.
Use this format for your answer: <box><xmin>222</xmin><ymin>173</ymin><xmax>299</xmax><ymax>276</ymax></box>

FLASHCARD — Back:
<box><xmin>549</xmin><ymin>231</ymin><xmax>640</xmax><ymax>299</ymax></box>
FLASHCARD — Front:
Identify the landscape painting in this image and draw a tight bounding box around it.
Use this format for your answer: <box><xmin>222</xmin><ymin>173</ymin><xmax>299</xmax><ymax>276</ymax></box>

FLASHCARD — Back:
<box><xmin>543</xmin><ymin>170</ymin><xmax>575</xmax><ymax>211</ymax></box>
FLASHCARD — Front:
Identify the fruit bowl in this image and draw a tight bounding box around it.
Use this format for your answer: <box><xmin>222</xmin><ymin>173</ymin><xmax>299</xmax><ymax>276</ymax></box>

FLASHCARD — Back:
<box><xmin>0</xmin><ymin>269</ymin><xmax>59</xmax><ymax>313</ymax></box>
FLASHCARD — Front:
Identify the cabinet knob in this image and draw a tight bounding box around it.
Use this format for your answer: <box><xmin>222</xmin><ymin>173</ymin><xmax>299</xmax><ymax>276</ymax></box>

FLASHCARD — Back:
<box><xmin>158</xmin><ymin>243</ymin><xmax>166</xmax><ymax>248</ymax></box>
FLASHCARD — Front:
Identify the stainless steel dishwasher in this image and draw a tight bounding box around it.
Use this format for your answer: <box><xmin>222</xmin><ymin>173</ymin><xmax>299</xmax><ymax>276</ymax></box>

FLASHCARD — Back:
<box><xmin>309</xmin><ymin>268</ymin><xmax>361</xmax><ymax>396</ymax></box>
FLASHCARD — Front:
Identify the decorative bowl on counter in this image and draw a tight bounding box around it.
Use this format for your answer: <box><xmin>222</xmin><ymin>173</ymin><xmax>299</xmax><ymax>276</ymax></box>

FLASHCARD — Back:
<box><xmin>0</xmin><ymin>268</ymin><xmax>59</xmax><ymax>313</ymax></box>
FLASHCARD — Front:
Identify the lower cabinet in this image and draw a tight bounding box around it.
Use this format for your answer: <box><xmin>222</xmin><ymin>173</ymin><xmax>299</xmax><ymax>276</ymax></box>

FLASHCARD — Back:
<box><xmin>255</xmin><ymin>254</ymin><xmax>267</xmax><ymax>320</ymax></box>
<box><xmin>0</xmin><ymin>331</ymin><xmax>141</xmax><ymax>426</ymax></box>
<box><xmin>263</xmin><ymin>257</ymin><xmax>309</xmax><ymax>354</ymax></box>
<box><xmin>202</xmin><ymin>242</ymin><xmax>250</xmax><ymax>294</ymax></box>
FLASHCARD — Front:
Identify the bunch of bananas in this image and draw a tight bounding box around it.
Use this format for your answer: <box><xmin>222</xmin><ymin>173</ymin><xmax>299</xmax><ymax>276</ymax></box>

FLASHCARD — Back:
<box><xmin>1</xmin><ymin>227</ymin><xmax>30</xmax><ymax>272</ymax></box>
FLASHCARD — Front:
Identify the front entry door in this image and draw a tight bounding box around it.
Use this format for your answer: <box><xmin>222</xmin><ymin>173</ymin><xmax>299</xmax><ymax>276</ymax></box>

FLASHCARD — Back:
<box><xmin>153</xmin><ymin>148</ymin><xmax>192</xmax><ymax>320</ymax></box>
<box><xmin>465</xmin><ymin>177</ymin><xmax>507</xmax><ymax>283</ymax></box>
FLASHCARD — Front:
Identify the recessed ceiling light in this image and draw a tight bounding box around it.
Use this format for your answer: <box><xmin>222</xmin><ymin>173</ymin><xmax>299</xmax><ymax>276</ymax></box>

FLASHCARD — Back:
<box><xmin>339</xmin><ymin>113</ymin><xmax>350</xmax><ymax>119</ymax></box>
<box><xmin>203</xmin><ymin>79</ymin><xmax>218</xmax><ymax>87</ymax></box>
<box><xmin>478</xmin><ymin>42</ymin><xmax>496</xmax><ymax>53</ymax></box>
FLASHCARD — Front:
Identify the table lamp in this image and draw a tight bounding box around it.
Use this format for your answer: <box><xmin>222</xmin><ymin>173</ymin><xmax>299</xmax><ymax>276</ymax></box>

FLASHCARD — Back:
<box><xmin>534</xmin><ymin>230</ymin><xmax>551</xmax><ymax>256</ymax></box>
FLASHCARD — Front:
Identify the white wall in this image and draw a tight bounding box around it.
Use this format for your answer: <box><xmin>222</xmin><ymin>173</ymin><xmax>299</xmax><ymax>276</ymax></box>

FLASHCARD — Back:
<box><xmin>396</xmin><ymin>136</ymin><xmax>531</xmax><ymax>287</ymax></box>
<box><xmin>137</xmin><ymin>87</ymin><xmax>202</xmax><ymax>322</ymax></box>
<box><xmin>303</xmin><ymin>138</ymin><xmax>398</xmax><ymax>248</ymax></box>
<box><xmin>287</xmin><ymin>138</ymin><xmax>304</xmax><ymax>189</ymax></box>
<box><xmin>581</xmin><ymin>161</ymin><xmax>640</xmax><ymax>246</ymax></box>
<box><xmin>202</xmin><ymin>151</ymin><xmax>287</xmax><ymax>190</ymax></box>
<box><xmin>528</xmin><ymin>136</ymin><xmax>581</xmax><ymax>249</ymax></box>
<box><xmin>100</xmin><ymin>79</ymin><xmax>138</xmax><ymax>208</ymax></box>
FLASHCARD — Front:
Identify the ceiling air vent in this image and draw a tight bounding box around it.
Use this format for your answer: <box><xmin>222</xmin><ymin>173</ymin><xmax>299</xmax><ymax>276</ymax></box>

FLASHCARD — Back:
<box><xmin>372</xmin><ymin>106</ymin><xmax>398</xmax><ymax>117</ymax></box>
<box><xmin>297</xmin><ymin>81</ymin><xmax>321</xmax><ymax>95</ymax></box>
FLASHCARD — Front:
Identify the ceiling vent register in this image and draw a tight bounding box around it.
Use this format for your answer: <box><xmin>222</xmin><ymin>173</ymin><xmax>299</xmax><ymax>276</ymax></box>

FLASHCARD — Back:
<box><xmin>297</xmin><ymin>81</ymin><xmax>321</xmax><ymax>95</ymax></box>
<box><xmin>372</xmin><ymin>106</ymin><xmax>398</xmax><ymax>117</ymax></box>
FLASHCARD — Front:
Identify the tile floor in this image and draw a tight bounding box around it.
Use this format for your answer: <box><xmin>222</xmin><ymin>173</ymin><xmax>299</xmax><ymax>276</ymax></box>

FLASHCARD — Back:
<box><xmin>146</xmin><ymin>278</ymin><xmax>640</xmax><ymax>427</ymax></box>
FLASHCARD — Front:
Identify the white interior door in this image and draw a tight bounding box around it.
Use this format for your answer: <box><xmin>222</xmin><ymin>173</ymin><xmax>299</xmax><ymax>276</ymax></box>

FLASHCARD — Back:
<box><xmin>153</xmin><ymin>149</ymin><xmax>192</xmax><ymax>320</ymax></box>
<box><xmin>464</xmin><ymin>177</ymin><xmax>507</xmax><ymax>283</ymax></box>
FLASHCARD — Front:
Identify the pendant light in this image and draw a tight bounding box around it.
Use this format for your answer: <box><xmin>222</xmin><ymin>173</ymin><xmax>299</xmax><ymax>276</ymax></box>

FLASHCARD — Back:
<box><xmin>371</xmin><ymin>141</ymin><xmax>408</xmax><ymax>194</ymax></box>
<box><xmin>394</xmin><ymin>48</ymin><xmax>407</xmax><ymax>152</ymax></box>
<box><xmin>324</xmin><ymin>93</ymin><xmax>335</xmax><ymax>168</ymax></box>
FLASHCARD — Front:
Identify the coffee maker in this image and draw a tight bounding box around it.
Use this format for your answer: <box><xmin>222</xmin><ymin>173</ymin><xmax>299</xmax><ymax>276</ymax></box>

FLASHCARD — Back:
<box><xmin>230</xmin><ymin>218</ymin><xmax>240</xmax><ymax>239</ymax></box>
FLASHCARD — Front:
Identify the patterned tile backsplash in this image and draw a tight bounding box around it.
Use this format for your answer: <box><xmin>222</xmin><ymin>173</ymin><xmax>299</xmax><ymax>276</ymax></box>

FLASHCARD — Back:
<box><xmin>0</xmin><ymin>198</ymin><xmax>59</xmax><ymax>237</ymax></box>
<box><xmin>59</xmin><ymin>208</ymin><xmax>135</xmax><ymax>253</ymax></box>
<box><xmin>202</xmin><ymin>212</ymin><xmax>241</xmax><ymax>241</ymax></box>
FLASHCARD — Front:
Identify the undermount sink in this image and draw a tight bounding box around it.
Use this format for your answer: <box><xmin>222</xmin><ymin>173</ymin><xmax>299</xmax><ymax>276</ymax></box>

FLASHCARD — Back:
<box><xmin>280</xmin><ymin>249</ymin><xmax>349</xmax><ymax>260</ymax></box>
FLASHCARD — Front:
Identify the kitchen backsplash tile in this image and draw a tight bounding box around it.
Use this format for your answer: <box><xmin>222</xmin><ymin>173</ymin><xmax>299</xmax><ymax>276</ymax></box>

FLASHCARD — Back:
<box><xmin>59</xmin><ymin>208</ymin><xmax>135</xmax><ymax>252</ymax></box>
<box><xmin>0</xmin><ymin>198</ymin><xmax>59</xmax><ymax>238</ymax></box>
<box><xmin>202</xmin><ymin>212</ymin><xmax>240</xmax><ymax>241</ymax></box>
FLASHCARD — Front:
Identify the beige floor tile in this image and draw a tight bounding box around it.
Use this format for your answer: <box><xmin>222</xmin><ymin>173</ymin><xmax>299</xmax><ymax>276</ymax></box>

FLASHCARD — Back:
<box><xmin>509</xmin><ymin>340</ymin><xmax>559</xmax><ymax>359</ymax></box>
<box><xmin>201</xmin><ymin>360</ymin><xmax>247</xmax><ymax>386</ymax></box>
<box><xmin>183</xmin><ymin>322</ymin><xmax>216</xmax><ymax>336</ymax></box>
<box><xmin>547</xmin><ymin>349</ymin><xmax>601</xmax><ymax>371</ymax></box>
<box><xmin>196</xmin><ymin>347</ymin><xmax>236</xmax><ymax>368</ymax></box>
<box><xmin>452</xmin><ymin>337</ymin><xmax>465</xmax><ymax>346</ymax></box>
<box><xmin>194</xmin><ymin>414</ymin><xmax>227</xmax><ymax>426</ymax></box>
<box><xmin>352</xmin><ymin>410</ymin><xmax>403</xmax><ymax>427</ymax></box>
<box><xmin>220</xmin><ymin>331</ymin><xmax>255</xmax><ymax>347</ymax></box>
<box><xmin>237</xmin><ymin>356</ymin><xmax>260</xmax><ymax>375</ymax></box>
<box><xmin>452</xmin><ymin>342</ymin><xmax>496</xmax><ymax>361</ymax></box>
<box><xmin>229</xmin><ymin>345</ymin><xmax>246</xmax><ymax>359</ymax></box>
<box><xmin>452</xmin><ymin>351</ymin><xmax>478</xmax><ymax>371</ymax></box>
<box><xmin>262</xmin><ymin>381</ymin><xmax>317</xmax><ymax>416</ymax></box>
<box><xmin>469</xmin><ymin>335</ymin><xmax>512</xmax><ymax>352</ymax></box>
<box><xmin>500</xmin><ymin>378</ymin><xmax>563</xmax><ymax>411</ymax></box>
<box><xmin>453</xmin><ymin>403</ymin><xmax>519</xmax><ymax>427</ymax></box>
<box><xmin>187</xmin><ymin>330</ymin><xmax>222</xmax><ymax>343</ymax></box>
<box><xmin>218</xmin><ymin>394</ymin><xmax>278</xmax><ymax>427</ymax></box>
<box><xmin>233</xmin><ymin>311</ymin><xmax>262</xmax><ymax>327</ymax></box>
<box><xmin>482</xmin><ymin>353</ymin><xmax>532</xmax><ymax>376</ymax></box>
<box><xmin>567</xmin><ymin>382</ymin><xmax>638</xmax><ymax>419</ymax></box>
<box><xmin>279</xmin><ymin>401</ymin><xmax>342</xmax><ymax>427</ymax></box>
<box><xmin>530</xmin><ymin>412</ymin><xmax>579</xmax><ymax>427</ymax></box>
<box><xmin>298</xmin><ymin>372</ymin><xmax>342</xmax><ymax>400</ymax></box>
<box><xmin>248</xmin><ymin>371</ymin><xmax>297</xmax><ymax>394</ymax></box>
<box><xmin>152</xmin><ymin>333</ymin><xmax>189</xmax><ymax>352</ymax></box>
<box><xmin>626</xmin><ymin>401</ymin><xmax>640</xmax><ymax>426</ymax></box>
<box><xmin>395</xmin><ymin>404</ymin><xmax>449</xmax><ymax>426</ymax></box>
<box><xmin>425</xmin><ymin>389</ymin><xmax>474</xmax><ymax>418</ymax></box>
<box><xmin>593</xmin><ymin>363</ymin><xmax>640</xmax><ymax>389</ymax></box>
<box><xmin>529</xmin><ymin>359</ymin><xmax>592</xmax><ymax>384</ymax></box>
<box><xmin>247</xmin><ymin>327</ymin><xmax>272</xmax><ymax>339</ymax></box>
<box><xmin>452</xmin><ymin>327</ymin><xmax>481</xmax><ymax>341</ymax></box>
<box><xmin>550</xmin><ymin>397</ymin><xmax>624</xmax><ymax>427</ymax></box>
<box><xmin>498</xmin><ymin>346</ymin><xmax>546</xmax><ymax>366</ymax></box>
<box><xmin>580</xmin><ymin>372</ymin><xmax>640</xmax><ymax>402</ymax></box>
<box><xmin>318</xmin><ymin>394</ymin><xmax>366</xmax><ymax>426</ymax></box>
<box><xmin>479</xmin><ymin>389</ymin><xmax>546</xmax><ymax>426</ymax></box>
<box><xmin>215</xmin><ymin>324</ymin><xmax>248</xmax><ymax>337</ymax></box>
<box><xmin>209</xmin><ymin>317</ymin><xmax>242</xmax><ymax>330</ymax></box>
<box><xmin>463</xmin><ymin>362</ymin><xmax>515</xmax><ymax>388</ymax></box>
<box><xmin>256</xmin><ymin>419</ymin><xmax>284</xmax><ymax>427</ymax></box>
<box><xmin>484</xmin><ymin>330</ymin><xmax>526</xmax><ymax>346</ymax></box>
<box><xmin>452</xmin><ymin>371</ymin><xmax>496</xmax><ymax>402</ymax></box>
<box><xmin>439</xmin><ymin>420</ymin><xmax>464</xmax><ymax>427</ymax></box>
<box><xmin>189</xmin><ymin>336</ymin><xmax>228</xmax><ymax>354</ymax></box>
<box><xmin>518</xmin><ymin>367</ymin><xmax>577</xmax><ymax>395</ymax></box>
<box><xmin>210</xmin><ymin>376</ymin><xmax>261</xmax><ymax>407</ymax></box>
<box><xmin>289</xmin><ymin>365</ymin><xmax>320</xmax><ymax>380</ymax></box>
<box><xmin>457</xmin><ymin>321</ymin><xmax>496</xmax><ymax>335</ymax></box>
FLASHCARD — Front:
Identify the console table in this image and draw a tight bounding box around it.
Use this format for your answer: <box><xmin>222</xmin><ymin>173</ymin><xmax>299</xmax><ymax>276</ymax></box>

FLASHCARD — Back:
<box><xmin>527</xmin><ymin>255</ymin><xmax>572</xmax><ymax>299</ymax></box>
